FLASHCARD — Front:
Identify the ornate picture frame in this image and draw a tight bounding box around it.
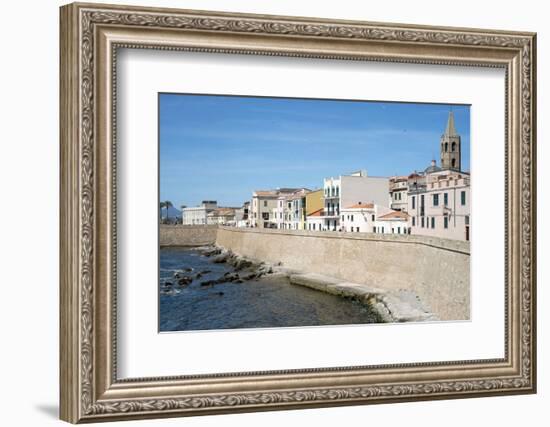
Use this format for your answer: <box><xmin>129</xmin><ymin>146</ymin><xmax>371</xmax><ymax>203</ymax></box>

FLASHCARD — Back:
<box><xmin>60</xmin><ymin>2</ymin><xmax>536</xmax><ymax>423</ymax></box>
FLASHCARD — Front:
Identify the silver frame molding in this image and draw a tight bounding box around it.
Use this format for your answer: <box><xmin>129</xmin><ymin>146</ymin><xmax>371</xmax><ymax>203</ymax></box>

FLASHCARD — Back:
<box><xmin>60</xmin><ymin>2</ymin><xmax>537</xmax><ymax>423</ymax></box>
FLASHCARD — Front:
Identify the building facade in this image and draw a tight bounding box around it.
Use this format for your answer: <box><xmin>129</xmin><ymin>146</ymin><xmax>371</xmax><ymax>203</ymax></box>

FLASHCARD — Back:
<box><xmin>389</xmin><ymin>176</ymin><xmax>409</xmax><ymax>212</ymax></box>
<box><xmin>320</xmin><ymin>170</ymin><xmax>389</xmax><ymax>231</ymax></box>
<box><xmin>251</xmin><ymin>188</ymin><xmax>307</xmax><ymax>229</ymax></box>
<box><xmin>408</xmin><ymin>170</ymin><xmax>470</xmax><ymax>241</ymax></box>
<box><xmin>306</xmin><ymin>208</ymin><xmax>324</xmax><ymax>231</ymax></box>
<box><xmin>374</xmin><ymin>210</ymin><xmax>410</xmax><ymax>235</ymax></box>
<box><xmin>181</xmin><ymin>201</ymin><xmax>218</xmax><ymax>225</ymax></box>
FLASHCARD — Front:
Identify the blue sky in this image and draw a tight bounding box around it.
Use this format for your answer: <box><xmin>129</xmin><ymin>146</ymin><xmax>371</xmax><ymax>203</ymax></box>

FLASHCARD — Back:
<box><xmin>159</xmin><ymin>94</ymin><xmax>470</xmax><ymax>209</ymax></box>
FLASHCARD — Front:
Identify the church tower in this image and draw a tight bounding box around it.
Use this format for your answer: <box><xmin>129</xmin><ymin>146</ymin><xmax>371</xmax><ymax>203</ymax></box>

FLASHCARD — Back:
<box><xmin>440</xmin><ymin>111</ymin><xmax>461</xmax><ymax>171</ymax></box>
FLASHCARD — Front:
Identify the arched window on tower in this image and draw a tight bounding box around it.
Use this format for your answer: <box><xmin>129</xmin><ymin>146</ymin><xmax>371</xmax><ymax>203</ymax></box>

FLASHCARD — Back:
<box><xmin>445</xmin><ymin>142</ymin><xmax>448</xmax><ymax>152</ymax></box>
<box><xmin>451</xmin><ymin>158</ymin><xmax>456</xmax><ymax>168</ymax></box>
<box><xmin>452</xmin><ymin>142</ymin><xmax>456</xmax><ymax>152</ymax></box>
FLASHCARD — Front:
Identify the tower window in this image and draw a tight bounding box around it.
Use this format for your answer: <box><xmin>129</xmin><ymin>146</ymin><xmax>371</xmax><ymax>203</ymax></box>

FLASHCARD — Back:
<box><xmin>445</xmin><ymin>142</ymin><xmax>448</xmax><ymax>152</ymax></box>
<box><xmin>452</xmin><ymin>158</ymin><xmax>456</xmax><ymax>168</ymax></box>
<box><xmin>452</xmin><ymin>142</ymin><xmax>457</xmax><ymax>152</ymax></box>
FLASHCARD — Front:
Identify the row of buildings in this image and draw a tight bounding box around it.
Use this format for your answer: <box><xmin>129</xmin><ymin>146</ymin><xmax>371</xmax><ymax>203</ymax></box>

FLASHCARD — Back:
<box><xmin>180</xmin><ymin>200</ymin><xmax>245</xmax><ymax>226</ymax></box>
<box><xmin>180</xmin><ymin>112</ymin><xmax>471</xmax><ymax>241</ymax></box>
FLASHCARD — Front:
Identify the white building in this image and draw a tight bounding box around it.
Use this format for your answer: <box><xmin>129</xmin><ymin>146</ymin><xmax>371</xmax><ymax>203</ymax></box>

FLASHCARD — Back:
<box><xmin>181</xmin><ymin>201</ymin><xmax>217</xmax><ymax>225</ymax></box>
<box><xmin>374</xmin><ymin>210</ymin><xmax>410</xmax><ymax>235</ymax></box>
<box><xmin>389</xmin><ymin>176</ymin><xmax>409</xmax><ymax>212</ymax></box>
<box><xmin>207</xmin><ymin>207</ymin><xmax>243</xmax><ymax>226</ymax></box>
<box><xmin>320</xmin><ymin>170</ymin><xmax>389</xmax><ymax>231</ymax></box>
<box><xmin>340</xmin><ymin>203</ymin><xmax>404</xmax><ymax>233</ymax></box>
<box><xmin>306</xmin><ymin>208</ymin><xmax>324</xmax><ymax>231</ymax></box>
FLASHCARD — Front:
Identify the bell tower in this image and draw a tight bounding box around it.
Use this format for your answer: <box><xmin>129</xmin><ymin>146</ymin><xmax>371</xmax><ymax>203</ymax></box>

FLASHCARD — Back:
<box><xmin>440</xmin><ymin>111</ymin><xmax>461</xmax><ymax>171</ymax></box>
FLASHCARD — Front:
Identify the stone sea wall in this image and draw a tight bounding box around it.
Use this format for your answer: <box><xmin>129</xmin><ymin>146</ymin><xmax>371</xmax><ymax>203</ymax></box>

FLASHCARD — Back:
<box><xmin>215</xmin><ymin>227</ymin><xmax>470</xmax><ymax>321</ymax></box>
<box><xmin>160</xmin><ymin>225</ymin><xmax>217</xmax><ymax>247</ymax></box>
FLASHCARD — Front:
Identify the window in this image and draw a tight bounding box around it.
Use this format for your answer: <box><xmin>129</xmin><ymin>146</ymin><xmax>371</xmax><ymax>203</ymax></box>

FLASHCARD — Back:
<box><xmin>371</xmin><ymin>214</ymin><xmax>375</xmax><ymax>221</ymax></box>
<box><xmin>397</xmin><ymin>227</ymin><xmax>401</xmax><ymax>234</ymax></box>
<box><xmin>461</xmin><ymin>190</ymin><xmax>466</xmax><ymax>205</ymax></box>
<box><xmin>445</xmin><ymin>142</ymin><xmax>448</xmax><ymax>152</ymax></box>
<box><xmin>412</xmin><ymin>217</ymin><xmax>415</xmax><ymax>226</ymax></box>
<box><xmin>444</xmin><ymin>216</ymin><xmax>449</xmax><ymax>229</ymax></box>
<box><xmin>452</xmin><ymin>142</ymin><xmax>456</xmax><ymax>152</ymax></box>
<box><xmin>452</xmin><ymin>158</ymin><xmax>456</xmax><ymax>168</ymax></box>
<box><xmin>444</xmin><ymin>192</ymin><xmax>448</xmax><ymax>206</ymax></box>
<box><xmin>431</xmin><ymin>217</ymin><xmax>435</xmax><ymax>228</ymax></box>
<box><xmin>382</xmin><ymin>227</ymin><xmax>385</xmax><ymax>233</ymax></box>
<box><xmin>412</xmin><ymin>196</ymin><xmax>416</xmax><ymax>209</ymax></box>
<box><xmin>433</xmin><ymin>193</ymin><xmax>439</xmax><ymax>206</ymax></box>
<box><xmin>351</xmin><ymin>215</ymin><xmax>354</xmax><ymax>222</ymax></box>
<box><xmin>263</xmin><ymin>200</ymin><xmax>267</xmax><ymax>207</ymax></box>
<box><xmin>262</xmin><ymin>212</ymin><xmax>269</xmax><ymax>220</ymax></box>
<box><xmin>421</xmin><ymin>217</ymin><xmax>425</xmax><ymax>228</ymax></box>
<box><xmin>465</xmin><ymin>215</ymin><xmax>470</xmax><ymax>225</ymax></box>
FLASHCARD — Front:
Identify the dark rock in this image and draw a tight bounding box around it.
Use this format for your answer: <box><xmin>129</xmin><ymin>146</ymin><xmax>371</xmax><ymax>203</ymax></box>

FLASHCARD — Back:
<box><xmin>163</xmin><ymin>281</ymin><xmax>173</xmax><ymax>287</ymax></box>
<box><xmin>234</xmin><ymin>279</ymin><xmax>244</xmax><ymax>284</ymax></box>
<box><xmin>195</xmin><ymin>273</ymin><xmax>203</xmax><ymax>279</ymax></box>
<box><xmin>224</xmin><ymin>272</ymin><xmax>239</xmax><ymax>282</ymax></box>
<box><xmin>212</xmin><ymin>253</ymin><xmax>230</xmax><ymax>263</ymax></box>
<box><xmin>200</xmin><ymin>280</ymin><xmax>216</xmax><ymax>287</ymax></box>
<box><xmin>173</xmin><ymin>272</ymin><xmax>181</xmax><ymax>279</ymax></box>
<box><xmin>240</xmin><ymin>272</ymin><xmax>257</xmax><ymax>281</ymax></box>
<box><xmin>177</xmin><ymin>276</ymin><xmax>193</xmax><ymax>286</ymax></box>
<box><xmin>234</xmin><ymin>258</ymin><xmax>253</xmax><ymax>271</ymax></box>
<box><xmin>183</xmin><ymin>267</ymin><xmax>194</xmax><ymax>272</ymax></box>
<box><xmin>202</xmin><ymin>247</ymin><xmax>222</xmax><ymax>257</ymax></box>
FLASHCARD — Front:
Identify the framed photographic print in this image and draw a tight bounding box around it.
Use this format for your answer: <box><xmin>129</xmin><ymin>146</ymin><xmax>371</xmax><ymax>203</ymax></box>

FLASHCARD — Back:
<box><xmin>60</xmin><ymin>2</ymin><xmax>537</xmax><ymax>423</ymax></box>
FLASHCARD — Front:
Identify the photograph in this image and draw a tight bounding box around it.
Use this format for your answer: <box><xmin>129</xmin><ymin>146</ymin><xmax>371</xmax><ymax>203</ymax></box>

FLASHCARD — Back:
<box><xmin>158</xmin><ymin>94</ymin><xmax>471</xmax><ymax>332</ymax></box>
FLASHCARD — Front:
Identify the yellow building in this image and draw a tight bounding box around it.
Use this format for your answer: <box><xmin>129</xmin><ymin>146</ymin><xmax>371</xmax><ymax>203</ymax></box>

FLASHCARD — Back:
<box><xmin>303</xmin><ymin>189</ymin><xmax>324</xmax><ymax>229</ymax></box>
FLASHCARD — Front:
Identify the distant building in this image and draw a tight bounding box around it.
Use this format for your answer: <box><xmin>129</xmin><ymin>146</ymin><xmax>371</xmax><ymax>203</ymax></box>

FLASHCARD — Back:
<box><xmin>288</xmin><ymin>188</ymin><xmax>311</xmax><ymax>230</ymax></box>
<box><xmin>251</xmin><ymin>188</ymin><xmax>305</xmax><ymax>229</ymax></box>
<box><xmin>389</xmin><ymin>176</ymin><xmax>409</xmax><ymax>212</ymax></box>
<box><xmin>207</xmin><ymin>207</ymin><xmax>243</xmax><ymax>226</ymax></box>
<box><xmin>374</xmin><ymin>210</ymin><xmax>410</xmax><ymax>235</ymax></box>
<box><xmin>340</xmin><ymin>202</ymin><xmax>407</xmax><ymax>233</ymax></box>
<box><xmin>305</xmin><ymin>188</ymin><xmax>323</xmax><ymax>218</ymax></box>
<box><xmin>320</xmin><ymin>170</ymin><xmax>389</xmax><ymax>231</ymax></box>
<box><xmin>306</xmin><ymin>208</ymin><xmax>324</xmax><ymax>231</ymax></box>
<box><xmin>181</xmin><ymin>200</ymin><xmax>217</xmax><ymax>225</ymax></box>
<box><xmin>408</xmin><ymin>169</ymin><xmax>470</xmax><ymax>241</ymax></box>
<box><xmin>340</xmin><ymin>203</ymin><xmax>377</xmax><ymax>233</ymax></box>
<box><xmin>406</xmin><ymin>112</ymin><xmax>470</xmax><ymax>241</ymax></box>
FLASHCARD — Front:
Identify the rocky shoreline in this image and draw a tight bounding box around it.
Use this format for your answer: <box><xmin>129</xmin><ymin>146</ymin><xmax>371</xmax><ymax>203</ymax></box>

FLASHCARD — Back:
<box><xmin>160</xmin><ymin>245</ymin><xmax>284</xmax><ymax>295</ymax></box>
<box><xmin>161</xmin><ymin>245</ymin><xmax>437</xmax><ymax>324</ymax></box>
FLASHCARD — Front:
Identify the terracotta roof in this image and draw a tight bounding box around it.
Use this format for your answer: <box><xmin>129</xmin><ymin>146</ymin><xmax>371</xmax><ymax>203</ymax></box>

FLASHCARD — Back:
<box><xmin>345</xmin><ymin>203</ymin><xmax>374</xmax><ymax>209</ymax></box>
<box><xmin>307</xmin><ymin>208</ymin><xmax>324</xmax><ymax>217</ymax></box>
<box><xmin>378</xmin><ymin>211</ymin><xmax>409</xmax><ymax>220</ymax></box>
